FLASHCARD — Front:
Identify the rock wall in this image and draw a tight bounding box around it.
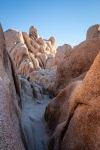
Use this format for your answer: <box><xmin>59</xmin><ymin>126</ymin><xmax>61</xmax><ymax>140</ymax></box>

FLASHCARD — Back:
<box><xmin>0</xmin><ymin>25</ymin><xmax>26</xmax><ymax>149</ymax></box>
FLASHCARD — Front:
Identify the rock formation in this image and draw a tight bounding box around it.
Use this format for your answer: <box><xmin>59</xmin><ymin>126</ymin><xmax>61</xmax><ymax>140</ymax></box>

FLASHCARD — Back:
<box><xmin>86</xmin><ymin>24</ymin><xmax>100</xmax><ymax>40</ymax></box>
<box><xmin>0</xmin><ymin>25</ymin><xmax>26</xmax><ymax>149</ymax></box>
<box><xmin>55</xmin><ymin>38</ymin><xmax>100</xmax><ymax>94</ymax></box>
<box><xmin>44</xmin><ymin>24</ymin><xmax>100</xmax><ymax>150</ymax></box>
<box><xmin>1</xmin><ymin>23</ymin><xmax>100</xmax><ymax>150</ymax></box>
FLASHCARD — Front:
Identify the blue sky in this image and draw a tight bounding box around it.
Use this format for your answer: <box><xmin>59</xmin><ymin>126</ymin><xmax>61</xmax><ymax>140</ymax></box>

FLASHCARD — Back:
<box><xmin>0</xmin><ymin>0</ymin><xmax>100</xmax><ymax>47</ymax></box>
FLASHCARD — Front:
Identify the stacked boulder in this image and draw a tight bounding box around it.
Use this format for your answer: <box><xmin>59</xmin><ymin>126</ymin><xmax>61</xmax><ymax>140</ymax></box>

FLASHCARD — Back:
<box><xmin>4</xmin><ymin>26</ymin><xmax>57</xmax><ymax>89</ymax></box>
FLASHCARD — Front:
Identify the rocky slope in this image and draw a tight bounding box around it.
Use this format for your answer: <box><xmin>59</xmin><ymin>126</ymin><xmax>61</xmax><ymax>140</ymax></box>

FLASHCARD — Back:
<box><xmin>0</xmin><ymin>24</ymin><xmax>100</xmax><ymax>150</ymax></box>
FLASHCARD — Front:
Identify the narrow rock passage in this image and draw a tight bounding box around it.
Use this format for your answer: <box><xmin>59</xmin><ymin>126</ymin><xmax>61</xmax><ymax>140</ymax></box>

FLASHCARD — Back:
<box><xmin>21</xmin><ymin>94</ymin><xmax>50</xmax><ymax>150</ymax></box>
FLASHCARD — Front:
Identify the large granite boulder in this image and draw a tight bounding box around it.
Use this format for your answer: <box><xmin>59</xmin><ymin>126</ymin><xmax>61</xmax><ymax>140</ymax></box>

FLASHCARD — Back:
<box><xmin>0</xmin><ymin>25</ymin><xmax>26</xmax><ymax>149</ymax></box>
<box><xmin>45</xmin><ymin>51</ymin><xmax>100</xmax><ymax>150</ymax></box>
<box><xmin>55</xmin><ymin>37</ymin><xmax>100</xmax><ymax>94</ymax></box>
<box><xmin>4</xmin><ymin>29</ymin><xmax>36</xmax><ymax>75</ymax></box>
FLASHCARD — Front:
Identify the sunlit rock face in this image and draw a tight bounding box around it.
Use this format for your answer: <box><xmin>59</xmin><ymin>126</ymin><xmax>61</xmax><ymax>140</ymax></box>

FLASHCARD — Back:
<box><xmin>0</xmin><ymin>25</ymin><xmax>26</xmax><ymax>149</ymax></box>
<box><xmin>55</xmin><ymin>37</ymin><xmax>100</xmax><ymax>94</ymax></box>
<box><xmin>4</xmin><ymin>26</ymin><xmax>57</xmax><ymax>86</ymax></box>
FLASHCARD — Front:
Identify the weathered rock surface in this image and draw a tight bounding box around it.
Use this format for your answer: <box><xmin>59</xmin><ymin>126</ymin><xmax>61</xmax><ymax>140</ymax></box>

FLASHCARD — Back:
<box><xmin>0</xmin><ymin>25</ymin><xmax>26</xmax><ymax>150</ymax></box>
<box><xmin>44</xmin><ymin>81</ymin><xmax>82</xmax><ymax>131</ymax></box>
<box><xmin>44</xmin><ymin>24</ymin><xmax>100</xmax><ymax>150</ymax></box>
<box><xmin>86</xmin><ymin>24</ymin><xmax>100</xmax><ymax>40</ymax></box>
<box><xmin>29</xmin><ymin>66</ymin><xmax>56</xmax><ymax>87</ymax></box>
<box><xmin>29</xmin><ymin>26</ymin><xmax>38</xmax><ymax>40</ymax></box>
<box><xmin>54</xmin><ymin>44</ymin><xmax>72</xmax><ymax>66</ymax></box>
<box><xmin>59</xmin><ymin>51</ymin><xmax>100</xmax><ymax>150</ymax></box>
<box><xmin>55</xmin><ymin>37</ymin><xmax>100</xmax><ymax>94</ymax></box>
<box><xmin>19</xmin><ymin>75</ymin><xmax>44</xmax><ymax>103</ymax></box>
<box><xmin>4</xmin><ymin>29</ymin><xmax>33</xmax><ymax>75</ymax></box>
<box><xmin>4</xmin><ymin>26</ymin><xmax>56</xmax><ymax>78</ymax></box>
<box><xmin>45</xmin><ymin>47</ymin><xmax>100</xmax><ymax>150</ymax></box>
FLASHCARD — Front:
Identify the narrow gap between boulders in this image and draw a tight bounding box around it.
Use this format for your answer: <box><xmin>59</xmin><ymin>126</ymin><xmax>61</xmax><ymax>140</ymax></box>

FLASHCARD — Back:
<box><xmin>21</xmin><ymin>94</ymin><xmax>50</xmax><ymax>150</ymax></box>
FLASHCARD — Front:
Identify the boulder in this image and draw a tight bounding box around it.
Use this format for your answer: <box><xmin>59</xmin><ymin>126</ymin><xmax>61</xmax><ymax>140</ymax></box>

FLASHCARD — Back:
<box><xmin>44</xmin><ymin>81</ymin><xmax>81</xmax><ymax>131</ymax></box>
<box><xmin>49</xmin><ymin>36</ymin><xmax>56</xmax><ymax>48</ymax></box>
<box><xmin>37</xmin><ymin>53</ymin><xmax>48</xmax><ymax>69</ymax></box>
<box><xmin>45</xmin><ymin>55</ymin><xmax>55</xmax><ymax>69</ymax></box>
<box><xmin>22</xmin><ymin>32</ymin><xmax>38</xmax><ymax>55</ymax></box>
<box><xmin>45</xmin><ymin>40</ymin><xmax>56</xmax><ymax>55</ymax></box>
<box><xmin>4</xmin><ymin>29</ymin><xmax>29</xmax><ymax>70</ymax></box>
<box><xmin>4</xmin><ymin>29</ymin><xmax>24</xmax><ymax>53</ymax></box>
<box><xmin>17</xmin><ymin>59</ymin><xmax>34</xmax><ymax>75</ymax></box>
<box><xmin>55</xmin><ymin>44</ymin><xmax>72</xmax><ymax>66</ymax></box>
<box><xmin>56</xmin><ymin>38</ymin><xmax>100</xmax><ymax>93</ymax></box>
<box><xmin>29</xmin><ymin>26</ymin><xmax>38</xmax><ymax>40</ymax></box>
<box><xmin>0</xmin><ymin>25</ymin><xmax>26</xmax><ymax>150</ymax></box>
<box><xmin>29</xmin><ymin>67</ymin><xmax>56</xmax><ymax>87</ymax></box>
<box><xmin>44</xmin><ymin>82</ymin><xmax>56</xmax><ymax>98</ymax></box>
<box><xmin>47</xmin><ymin>51</ymin><xmax>100</xmax><ymax>150</ymax></box>
<box><xmin>4</xmin><ymin>29</ymin><xmax>36</xmax><ymax>75</ymax></box>
<box><xmin>86</xmin><ymin>24</ymin><xmax>100</xmax><ymax>40</ymax></box>
<box><xmin>60</xmin><ymin>51</ymin><xmax>100</xmax><ymax>150</ymax></box>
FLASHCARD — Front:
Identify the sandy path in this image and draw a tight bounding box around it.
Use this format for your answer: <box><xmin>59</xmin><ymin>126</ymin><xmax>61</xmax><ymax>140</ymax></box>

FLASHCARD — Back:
<box><xmin>21</xmin><ymin>95</ymin><xmax>50</xmax><ymax>150</ymax></box>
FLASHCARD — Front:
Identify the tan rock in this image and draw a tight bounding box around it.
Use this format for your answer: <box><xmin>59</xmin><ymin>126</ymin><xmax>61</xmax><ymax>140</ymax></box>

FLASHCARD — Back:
<box><xmin>4</xmin><ymin>29</ymin><xmax>36</xmax><ymax>75</ymax></box>
<box><xmin>22</xmin><ymin>32</ymin><xmax>38</xmax><ymax>56</ymax></box>
<box><xmin>17</xmin><ymin>59</ymin><xmax>34</xmax><ymax>75</ymax></box>
<box><xmin>31</xmin><ymin>40</ymin><xmax>40</xmax><ymax>50</ymax></box>
<box><xmin>56</xmin><ymin>38</ymin><xmax>100</xmax><ymax>93</ymax></box>
<box><xmin>29</xmin><ymin>67</ymin><xmax>56</xmax><ymax>87</ymax></box>
<box><xmin>47</xmin><ymin>51</ymin><xmax>100</xmax><ymax>150</ymax></box>
<box><xmin>5</xmin><ymin>26</ymin><xmax>56</xmax><ymax>74</ymax></box>
<box><xmin>60</xmin><ymin>51</ymin><xmax>100</xmax><ymax>150</ymax></box>
<box><xmin>55</xmin><ymin>44</ymin><xmax>72</xmax><ymax>66</ymax></box>
<box><xmin>29</xmin><ymin>52</ymin><xmax>40</xmax><ymax>69</ymax></box>
<box><xmin>37</xmin><ymin>37</ymin><xmax>46</xmax><ymax>47</ymax></box>
<box><xmin>4</xmin><ymin>29</ymin><xmax>29</xmax><ymax>70</ymax></box>
<box><xmin>10</xmin><ymin>43</ymin><xmax>29</xmax><ymax>70</ymax></box>
<box><xmin>45</xmin><ymin>56</ymin><xmax>55</xmax><ymax>69</ymax></box>
<box><xmin>49</xmin><ymin>36</ymin><xmax>56</xmax><ymax>48</ymax></box>
<box><xmin>37</xmin><ymin>53</ymin><xmax>48</xmax><ymax>69</ymax></box>
<box><xmin>0</xmin><ymin>25</ymin><xmax>26</xmax><ymax>150</ymax></box>
<box><xmin>45</xmin><ymin>40</ymin><xmax>56</xmax><ymax>55</ymax></box>
<box><xmin>44</xmin><ymin>82</ymin><xmax>56</xmax><ymax>98</ymax></box>
<box><xmin>86</xmin><ymin>24</ymin><xmax>100</xmax><ymax>40</ymax></box>
<box><xmin>4</xmin><ymin>29</ymin><xmax>24</xmax><ymax>53</ymax></box>
<box><xmin>29</xmin><ymin>26</ymin><xmax>38</xmax><ymax>39</ymax></box>
<box><xmin>44</xmin><ymin>81</ymin><xmax>81</xmax><ymax>131</ymax></box>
